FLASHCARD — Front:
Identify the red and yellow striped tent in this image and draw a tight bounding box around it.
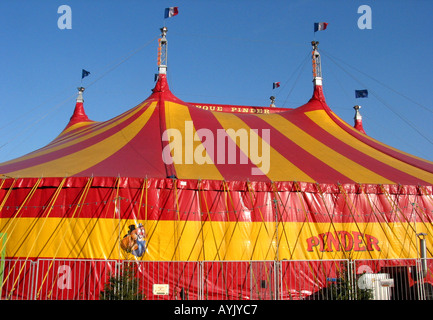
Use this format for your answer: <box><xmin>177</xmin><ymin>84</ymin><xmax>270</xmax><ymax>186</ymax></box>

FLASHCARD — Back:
<box><xmin>1</xmin><ymin>37</ymin><xmax>432</xmax><ymax>300</ymax></box>
<box><xmin>3</xmin><ymin>74</ymin><xmax>433</xmax><ymax>185</ymax></box>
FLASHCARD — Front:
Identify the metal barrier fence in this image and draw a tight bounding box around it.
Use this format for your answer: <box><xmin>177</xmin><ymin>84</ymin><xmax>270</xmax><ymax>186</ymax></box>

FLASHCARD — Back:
<box><xmin>1</xmin><ymin>258</ymin><xmax>432</xmax><ymax>300</ymax></box>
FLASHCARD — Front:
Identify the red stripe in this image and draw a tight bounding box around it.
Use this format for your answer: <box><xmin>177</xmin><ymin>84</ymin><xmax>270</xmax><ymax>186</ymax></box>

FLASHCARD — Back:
<box><xmin>187</xmin><ymin>105</ymin><xmax>270</xmax><ymax>181</ymax></box>
<box><xmin>1</xmin><ymin>180</ymin><xmax>429</xmax><ymax>223</ymax></box>
<box><xmin>75</xmin><ymin>107</ymin><xmax>167</xmax><ymax>178</ymax></box>
<box><xmin>45</xmin><ymin>100</ymin><xmax>151</xmax><ymax>148</ymax></box>
<box><xmin>327</xmin><ymin>110</ymin><xmax>433</xmax><ymax>173</ymax></box>
<box><xmin>0</xmin><ymin>102</ymin><xmax>153</xmax><ymax>174</ymax></box>
<box><xmin>239</xmin><ymin>113</ymin><xmax>352</xmax><ymax>183</ymax></box>
<box><xmin>286</xmin><ymin>112</ymin><xmax>431</xmax><ymax>185</ymax></box>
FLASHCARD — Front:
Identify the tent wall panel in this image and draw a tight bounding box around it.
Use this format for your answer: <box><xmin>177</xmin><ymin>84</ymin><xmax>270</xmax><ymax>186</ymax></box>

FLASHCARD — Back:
<box><xmin>1</xmin><ymin>178</ymin><xmax>431</xmax><ymax>262</ymax></box>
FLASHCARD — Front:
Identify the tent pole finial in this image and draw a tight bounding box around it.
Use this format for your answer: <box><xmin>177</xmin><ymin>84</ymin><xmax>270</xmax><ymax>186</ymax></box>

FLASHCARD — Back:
<box><xmin>76</xmin><ymin>86</ymin><xmax>85</xmax><ymax>103</ymax></box>
<box><xmin>270</xmin><ymin>96</ymin><xmax>276</xmax><ymax>108</ymax></box>
<box><xmin>353</xmin><ymin>105</ymin><xmax>366</xmax><ymax>134</ymax></box>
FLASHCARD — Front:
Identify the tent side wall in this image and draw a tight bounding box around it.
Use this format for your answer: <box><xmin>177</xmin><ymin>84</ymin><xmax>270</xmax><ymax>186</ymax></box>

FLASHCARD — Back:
<box><xmin>1</xmin><ymin>177</ymin><xmax>432</xmax><ymax>262</ymax></box>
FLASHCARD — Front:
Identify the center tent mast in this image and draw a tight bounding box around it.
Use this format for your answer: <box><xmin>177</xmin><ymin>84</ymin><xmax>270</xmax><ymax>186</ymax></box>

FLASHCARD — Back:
<box><xmin>311</xmin><ymin>40</ymin><xmax>322</xmax><ymax>86</ymax></box>
<box><xmin>157</xmin><ymin>27</ymin><xmax>168</xmax><ymax>75</ymax></box>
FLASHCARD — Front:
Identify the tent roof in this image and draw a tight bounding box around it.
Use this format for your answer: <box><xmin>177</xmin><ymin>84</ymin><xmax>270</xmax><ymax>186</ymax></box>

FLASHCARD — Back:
<box><xmin>1</xmin><ymin>71</ymin><xmax>433</xmax><ymax>185</ymax></box>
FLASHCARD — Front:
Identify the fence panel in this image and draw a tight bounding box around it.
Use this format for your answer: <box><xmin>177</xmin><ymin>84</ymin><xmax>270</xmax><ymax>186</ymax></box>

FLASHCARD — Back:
<box><xmin>1</xmin><ymin>258</ymin><xmax>432</xmax><ymax>300</ymax></box>
<box><xmin>279</xmin><ymin>260</ymin><xmax>351</xmax><ymax>300</ymax></box>
<box><xmin>35</xmin><ymin>259</ymin><xmax>117</xmax><ymax>300</ymax></box>
<box><xmin>1</xmin><ymin>259</ymin><xmax>36</xmax><ymax>300</ymax></box>
<box><xmin>353</xmin><ymin>259</ymin><xmax>433</xmax><ymax>300</ymax></box>
<box><xmin>249</xmin><ymin>261</ymin><xmax>277</xmax><ymax>300</ymax></box>
<box><xmin>132</xmin><ymin>261</ymin><xmax>201</xmax><ymax>300</ymax></box>
<box><xmin>202</xmin><ymin>261</ymin><xmax>249</xmax><ymax>300</ymax></box>
<box><xmin>201</xmin><ymin>261</ymin><xmax>278</xmax><ymax>300</ymax></box>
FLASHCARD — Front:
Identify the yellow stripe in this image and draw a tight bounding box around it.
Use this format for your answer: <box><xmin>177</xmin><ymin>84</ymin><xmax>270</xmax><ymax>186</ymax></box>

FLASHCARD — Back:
<box><xmin>213</xmin><ymin>112</ymin><xmax>314</xmax><ymax>182</ymax></box>
<box><xmin>332</xmin><ymin>110</ymin><xmax>433</xmax><ymax>166</ymax></box>
<box><xmin>4</xmin><ymin>103</ymin><xmax>157</xmax><ymax>177</ymax></box>
<box><xmin>259</xmin><ymin>113</ymin><xmax>394</xmax><ymax>184</ymax></box>
<box><xmin>0</xmin><ymin>102</ymin><xmax>151</xmax><ymax>167</ymax></box>
<box><xmin>51</xmin><ymin>104</ymin><xmax>147</xmax><ymax>146</ymax></box>
<box><xmin>307</xmin><ymin>110</ymin><xmax>433</xmax><ymax>184</ymax></box>
<box><xmin>1</xmin><ymin>218</ymin><xmax>424</xmax><ymax>261</ymax></box>
<box><xmin>164</xmin><ymin>101</ymin><xmax>224</xmax><ymax>180</ymax></box>
<box><xmin>57</xmin><ymin>121</ymin><xmax>95</xmax><ymax>137</ymax></box>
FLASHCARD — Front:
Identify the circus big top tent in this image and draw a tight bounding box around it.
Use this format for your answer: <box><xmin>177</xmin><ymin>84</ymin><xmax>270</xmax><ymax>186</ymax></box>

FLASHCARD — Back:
<box><xmin>0</xmin><ymin>28</ymin><xmax>432</xmax><ymax>300</ymax></box>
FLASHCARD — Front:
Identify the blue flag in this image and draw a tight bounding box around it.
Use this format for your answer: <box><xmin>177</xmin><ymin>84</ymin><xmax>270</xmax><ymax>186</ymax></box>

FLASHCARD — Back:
<box><xmin>355</xmin><ymin>89</ymin><xmax>368</xmax><ymax>98</ymax></box>
<box><xmin>81</xmin><ymin>69</ymin><xmax>90</xmax><ymax>79</ymax></box>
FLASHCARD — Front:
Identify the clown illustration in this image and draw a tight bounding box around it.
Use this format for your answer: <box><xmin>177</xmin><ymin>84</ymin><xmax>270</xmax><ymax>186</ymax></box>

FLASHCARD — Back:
<box><xmin>120</xmin><ymin>223</ymin><xmax>147</xmax><ymax>257</ymax></box>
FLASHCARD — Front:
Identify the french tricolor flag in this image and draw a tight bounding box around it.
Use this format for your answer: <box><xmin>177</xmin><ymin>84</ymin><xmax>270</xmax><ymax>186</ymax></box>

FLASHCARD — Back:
<box><xmin>164</xmin><ymin>7</ymin><xmax>179</xmax><ymax>18</ymax></box>
<box><xmin>273</xmin><ymin>82</ymin><xmax>280</xmax><ymax>89</ymax></box>
<box><xmin>314</xmin><ymin>22</ymin><xmax>328</xmax><ymax>32</ymax></box>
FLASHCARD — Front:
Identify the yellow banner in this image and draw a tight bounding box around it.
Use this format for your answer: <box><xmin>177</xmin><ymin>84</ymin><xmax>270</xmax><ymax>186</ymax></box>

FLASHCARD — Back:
<box><xmin>1</xmin><ymin>218</ymin><xmax>429</xmax><ymax>261</ymax></box>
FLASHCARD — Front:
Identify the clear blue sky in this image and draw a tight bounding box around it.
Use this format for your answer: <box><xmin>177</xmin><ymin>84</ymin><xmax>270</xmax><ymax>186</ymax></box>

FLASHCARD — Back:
<box><xmin>0</xmin><ymin>0</ymin><xmax>433</xmax><ymax>164</ymax></box>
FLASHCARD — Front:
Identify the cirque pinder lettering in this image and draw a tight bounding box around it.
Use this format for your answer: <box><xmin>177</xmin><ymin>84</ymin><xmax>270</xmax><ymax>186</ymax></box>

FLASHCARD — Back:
<box><xmin>306</xmin><ymin>231</ymin><xmax>380</xmax><ymax>252</ymax></box>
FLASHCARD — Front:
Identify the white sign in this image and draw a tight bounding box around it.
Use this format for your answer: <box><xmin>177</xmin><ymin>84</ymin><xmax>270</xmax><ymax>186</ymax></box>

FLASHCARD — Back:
<box><xmin>153</xmin><ymin>284</ymin><xmax>169</xmax><ymax>295</ymax></box>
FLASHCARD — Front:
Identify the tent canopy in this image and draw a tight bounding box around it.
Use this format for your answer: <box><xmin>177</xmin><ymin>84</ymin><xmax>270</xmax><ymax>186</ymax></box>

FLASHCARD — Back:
<box><xmin>1</xmin><ymin>73</ymin><xmax>433</xmax><ymax>186</ymax></box>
